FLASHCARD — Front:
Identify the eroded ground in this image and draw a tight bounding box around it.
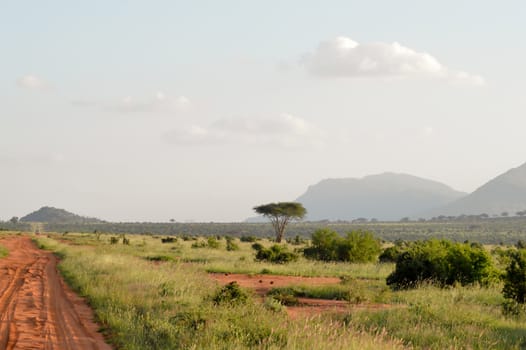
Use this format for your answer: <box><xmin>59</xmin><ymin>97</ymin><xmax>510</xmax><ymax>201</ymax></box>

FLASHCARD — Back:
<box><xmin>210</xmin><ymin>272</ymin><xmax>393</xmax><ymax>319</ymax></box>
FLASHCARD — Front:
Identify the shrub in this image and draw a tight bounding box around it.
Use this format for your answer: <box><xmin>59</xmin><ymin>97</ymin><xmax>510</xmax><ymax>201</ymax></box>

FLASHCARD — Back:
<box><xmin>207</xmin><ymin>236</ymin><xmax>220</xmax><ymax>249</ymax></box>
<box><xmin>379</xmin><ymin>246</ymin><xmax>402</xmax><ymax>263</ymax></box>
<box><xmin>240</xmin><ymin>235</ymin><xmax>258</xmax><ymax>242</ymax></box>
<box><xmin>503</xmin><ymin>249</ymin><xmax>526</xmax><ymax>303</ymax></box>
<box><xmin>251</xmin><ymin>242</ymin><xmax>264</xmax><ymax>251</ymax></box>
<box><xmin>191</xmin><ymin>240</ymin><xmax>207</xmax><ymax>249</ymax></box>
<box><xmin>338</xmin><ymin>231</ymin><xmax>381</xmax><ymax>263</ymax></box>
<box><xmin>253</xmin><ymin>244</ymin><xmax>299</xmax><ymax>264</ymax></box>
<box><xmin>303</xmin><ymin>228</ymin><xmax>340</xmax><ymax>261</ymax></box>
<box><xmin>225</xmin><ymin>237</ymin><xmax>240</xmax><ymax>251</ymax></box>
<box><xmin>502</xmin><ymin>299</ymin><xmax>526</xmax><ymax>317</ymax></box>
<box><xmin>161</xmin><ymin>237</ymin><xmax>177</xmax><ymax>243</ymax></box>
<box><xmin>386</xmin><ymin>240</ymin><xmax>495</xmax><ymax>289</ymax></box>
<box><xmin>303</xmin><ymin>228</ymin><xmax>381</xmax><ymax>263</ymax></box>
<box><xmin>212</xmin><ymin>281</ymin><xmax>249</xmax><ymax>305</ymax></box>
<box><xmin>145</xmin><ymin>255</ymin><xmax>174</xmax><ymax>262</ymax></box>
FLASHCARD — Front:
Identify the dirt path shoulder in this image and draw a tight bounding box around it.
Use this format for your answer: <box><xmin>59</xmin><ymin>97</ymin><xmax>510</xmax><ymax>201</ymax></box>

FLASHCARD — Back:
<box><xmin>0</xmin><ymin>235</ymin><xmax>111</xmax><ymax>350</ymax></box>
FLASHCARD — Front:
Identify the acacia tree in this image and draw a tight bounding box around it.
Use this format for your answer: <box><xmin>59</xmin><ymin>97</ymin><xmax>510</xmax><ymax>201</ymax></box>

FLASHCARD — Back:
<box><xmin>253</xmin><ymin>202</ymin><xmax>306</xmax><ymax>243</ymax></box>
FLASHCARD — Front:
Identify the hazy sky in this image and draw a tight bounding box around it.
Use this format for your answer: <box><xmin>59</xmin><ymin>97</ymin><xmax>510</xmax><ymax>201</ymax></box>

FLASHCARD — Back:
<box><xmin>3</xmin><ymin>1</ymin><xmax>526</xmax><ymax>222</ymax></box>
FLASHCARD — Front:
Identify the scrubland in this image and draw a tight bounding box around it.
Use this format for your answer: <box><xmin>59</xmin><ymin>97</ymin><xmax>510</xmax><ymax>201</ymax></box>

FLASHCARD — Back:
<box><xmin>26</xmin><ymin>232</ymin><xmax>526</xmax><ymax>349</ymax></box>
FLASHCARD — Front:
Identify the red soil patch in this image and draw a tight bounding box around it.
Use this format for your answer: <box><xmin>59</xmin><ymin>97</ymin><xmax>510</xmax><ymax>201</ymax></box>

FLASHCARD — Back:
<box><xmin>210</xmin><ymin>273</ymin><xmax>341</xmax><ymax>296</ymax></box>
<box><xmin>0</xmin><ymin>235</ymin><xmax>112</xmax><ymax>349</ymax></box>
<box><xmin>210</xmin><ymin>273</ymin><xmax>393</xmax><ymax>319</ymax></box>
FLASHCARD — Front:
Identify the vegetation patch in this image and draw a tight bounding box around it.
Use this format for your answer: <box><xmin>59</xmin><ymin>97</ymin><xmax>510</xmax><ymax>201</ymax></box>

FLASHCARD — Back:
<box><xmin>269</xmin><ymin>285</ymin><xmax>349</xmax><ymax>302</ymax></box>
<box><xmin>304</xmin><ymin>228</ymin><xmax>381</xmax><ymax>263</ymax></box>
<box><xmin>252</xmin><ymin>244</ymin><xmax>299</xmax><ymax>264</ymax></box>
<box><xmin>0</xmin><ymin>244</ymin><xmax>8</xmax><ymax>258</ymax></box>
<box><xmin>28</xmin><ymin>232</ymin><xmax>526</xmax><ymax>349</ymax></box>
<box><xmin>145</xmin><ymin>255</ymin><xmax>175</xmax><ymax>262</ymax></box>
<box><xmin>386</xmin><ymin>239</ymin><xmax>496</xmax><ymax>289</ymax></box>
<box><xmin>211</xmin><ymin>281</ymin><xmax>250</xmax><ymax>305</ymax></box>
<box><xmin>161</xmin><ymin>236</ymin><xmax>177</xmax><ymax>243</ymax></box>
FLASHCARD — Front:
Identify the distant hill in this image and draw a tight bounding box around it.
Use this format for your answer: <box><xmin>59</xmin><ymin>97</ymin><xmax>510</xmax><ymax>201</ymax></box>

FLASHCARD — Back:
<box><xmin>20</xmin><ymin>206</ymin><xmax>104</xmax><ymax>224</ymax></box>
<box><xmin>295</xmin><ymin>173</ymin><xmax>466</xmax><ymax>221</ymax></box>
<box><xmin>424</xmin><ymin>162</ymin><xmax>526</xmax><ymax>218</ymax></box>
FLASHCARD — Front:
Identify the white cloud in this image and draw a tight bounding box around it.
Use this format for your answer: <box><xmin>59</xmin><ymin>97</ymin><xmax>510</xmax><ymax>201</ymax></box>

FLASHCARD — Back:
<box><xmin>422</xmin><ymin>126</ymin><xmax>434</xmax><ymax>137</ymax></box>
<box><xmin>72</xmin><ymin>92</ymin><xmax>191</xmax><ymax>114</ymax></box>
<box><xmin>163</xmin><ymin>114</ymin><xmax>325</xmax><ymax>148</ymax></box>
<box><xmin>17</xmin><ymin>75</ymin><xmax>47</xmax><ymax>89</ymax></box>
<box><xmin>301</xmin><ymin>37</ymin><xmax>485</xmax><ymax>85</ymax></box>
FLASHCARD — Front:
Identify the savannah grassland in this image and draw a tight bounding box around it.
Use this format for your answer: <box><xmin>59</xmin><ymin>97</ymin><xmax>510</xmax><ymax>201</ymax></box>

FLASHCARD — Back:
<box><xmin>10</xmin><ymin>230</ymin><xmax>526</xmax><ymax>349</ymax></box>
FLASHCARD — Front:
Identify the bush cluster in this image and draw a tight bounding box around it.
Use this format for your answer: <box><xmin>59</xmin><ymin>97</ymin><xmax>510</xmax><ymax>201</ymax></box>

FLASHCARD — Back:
<box><xmin>386</xmin><ymin>240</ymin><xmax>495</xmax><ymax>289</ymax></box>
<box><xmin>240</xmin><ymin>235</ymin><xmax>258</xmax><ymax>242</ymax></box>
<box><xmin>303</xmin><ymin>228</ymin><xmax>381</xmax><ymax>263</ymax></box>
<box><xmin>252</xmin><ymin>244</ymin><xmax>299</xmax><ymax>264</ymax></box>
<box><xmin>211</xmin><ymin>281</ymin><xmax>249</xmax><ymax>305</ymax></box>
<box><xmin>503</xmin><ymin>249</ymin><xmax>526</xmax><ymax>304</ymax></box>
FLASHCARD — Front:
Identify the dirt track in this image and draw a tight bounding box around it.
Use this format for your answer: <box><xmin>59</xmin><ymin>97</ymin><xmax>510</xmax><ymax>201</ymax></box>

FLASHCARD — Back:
<box><xmin>0</xmin><ymin>236</ymin><xmax>111</xmax><ymax>350</ymax></box>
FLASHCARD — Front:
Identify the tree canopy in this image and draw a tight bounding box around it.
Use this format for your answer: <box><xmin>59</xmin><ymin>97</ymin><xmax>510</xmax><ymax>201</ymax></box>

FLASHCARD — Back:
<box><xmin>253</xmin><ymin>202</ymin><xmax>306</xmax><ymax>243</ymax></box>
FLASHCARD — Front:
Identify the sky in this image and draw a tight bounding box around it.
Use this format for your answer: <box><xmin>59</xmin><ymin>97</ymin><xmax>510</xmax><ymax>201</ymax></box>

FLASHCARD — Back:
<box><xmin>2</xmin><ymin>1</ymin><xmax>526</xmax><ymax>222</ymax></box>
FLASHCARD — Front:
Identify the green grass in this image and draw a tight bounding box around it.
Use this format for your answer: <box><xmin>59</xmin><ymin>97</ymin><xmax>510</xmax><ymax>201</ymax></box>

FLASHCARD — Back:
<box><xmin>54</xmin><ymin>232</ymin><xmax>394</xmax><ymax>278</ymax></box>
<box><xmin>31</xmin><ymin>231</ymin><xmax>526</xmax><ymax>349</ymax></box>
<box><xmin>34</xmin><ymin>234</ymin><xmax>404</xmax><ymax>349</ymax></box>
<box><xmin>268</xmin><ymin>278</ymin><xmax>392</xmax><ymax>305</ymax></box>
<box><xmin>0</xmin><ymin>244</ymin><xmax>8</xmax><ymax>258</ymax></box>
<box><xmin>343</xmin><ymin>284</ymin><xmax>526</xmax><ymax>349</ymax></box>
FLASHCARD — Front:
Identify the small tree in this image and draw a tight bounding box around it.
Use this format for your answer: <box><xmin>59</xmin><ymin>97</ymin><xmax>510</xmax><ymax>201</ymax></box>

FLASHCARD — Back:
<box><xmin>253</xmin><ymin>202</ymin><xmax>306</xmax><ymax>243</ymax></box>
<box><xmin>9</xmin><ymin>216</ymin><xmax>19</xmax><ymax>224</ymax></box>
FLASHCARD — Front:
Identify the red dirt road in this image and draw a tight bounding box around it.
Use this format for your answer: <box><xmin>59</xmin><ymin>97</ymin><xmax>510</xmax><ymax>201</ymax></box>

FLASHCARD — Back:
<box><xmin>0</xmin><ymin>236</ymin><xmax>111</xmax><ymax>350</ymax></box>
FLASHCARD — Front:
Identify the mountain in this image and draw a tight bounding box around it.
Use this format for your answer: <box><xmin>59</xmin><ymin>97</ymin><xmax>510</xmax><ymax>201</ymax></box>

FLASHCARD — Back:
<box><xmin>20</xmin><ymin>206</ymin><xmax>104</xmax><ymax>224</ymax></box>
<box><xmin>295</xmin><ymin>173</ymin><xmax>467</xmax><ymax>221</ymax></box>
<box><xmin>424</xmin><ymin>162</ymin><xmax>526</xmax><ymax>218</ymax></box>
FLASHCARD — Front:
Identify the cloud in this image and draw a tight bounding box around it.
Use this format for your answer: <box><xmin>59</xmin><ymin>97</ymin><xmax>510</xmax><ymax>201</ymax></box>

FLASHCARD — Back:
<box><xmin>163</xmin><ymin>114</ymin><xmax>325</xmax><ymax>148</ymax></box>
<box><xmin>110</xmin><ymin>92</ymin><xmax>191</xmax><ymax>113</ymax></box>
<box><xmin>422</xmin><ymin>126</ymin><xmax>434</xmax><ymax>136</ymax></box>
<box><xmin>17</xmin><ymin>75</ymin><xmax>47</xmax><ymax>89</ymax></box>
<box><xmin>72</xmin><ymin>92</ymin><xmax>190</xmax><ymax>114</ymax></box>
<box><xmin>301</xmin><ymin>37</ymin><xmax>485</xmax><ymax>85</ymax></box>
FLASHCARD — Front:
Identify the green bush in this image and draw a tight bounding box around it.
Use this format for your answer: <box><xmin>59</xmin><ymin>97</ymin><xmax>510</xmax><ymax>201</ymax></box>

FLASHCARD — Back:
<box><xmin>212</xmin><ymin>281</ymin><xmax>249</xmax><ymax>305</ymax></box>
<box><xmin>252</xmin><ymin>244</ymin><xmax>299</xmax><ymax>264</ymax></box>
<box><xmin>161</xmin><ymin>237</ymin><xmax>177</xmax><ymax>243</ymax></box>
<box><xmin>503</xmin><ymin>249</ymin><xmax>526</xmax><ymax>303</ymax></box>
<box><xmin>303</xmin><ymin>228</ymin><xmax>381</xmax><ymax>263</ymax></box>
<box><xmin>379</xmin><ymin>246</ymin><xmax>402</xmax><ymax>263</ymax></box>
<box><xmin>386</xmin><ymin>240</ymin><xmax>495</xmax><ymax>289</ymax></box>
<box><xmin>145</xmin><ymin>255</ymin><xmax>174</xmax><ymax>262</ymax></box>
<box><xmin>338</xmin><ymin>230</ymin><xmax>382</xmax><ymax>263</ymax></box>
<box><xmin>303</xmin><ymin>228</ymin><xmax>340</xmax><ymax>261</ymax></box>
<box><xmin>207</xmin><ymin>236</ymin><xmax>220</xmax><ymax>249</ymax></box>
<box><xmin>226</xmin><ymin>237</ymin><xmax>240</xmax><ymax>251</ymax></box>
<box><xmin>240</xmin><ymin>235</ymin><xmax>258</xmax><ymax>242</ymax></box>
<box><xmin>191</xmin><ymin>240</ymin><xmax>207</xmax><ymax>248</ymax></box>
